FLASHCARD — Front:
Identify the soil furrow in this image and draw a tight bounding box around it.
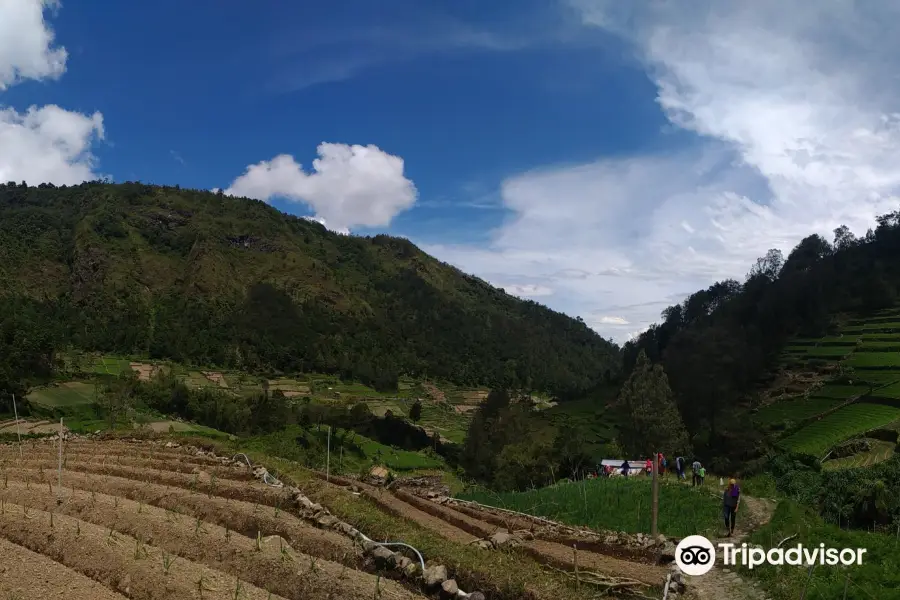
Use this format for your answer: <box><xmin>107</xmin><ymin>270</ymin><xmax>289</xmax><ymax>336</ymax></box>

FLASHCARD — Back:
<box><xmin>2</xmin><ymin>467</ymin><xmax>360</xmax><ymax>566</ymax></box>
<box><xmin>2</xmin><ymin>459</ymin><xmax>291</xmax><ymax>507</ymax></box>
<box><xmin>0</xmin><ymin>482</ymin><xmax>423</xmax><ymax>600</ymax></box>
<box><xmin>393</xmin><ymin>489</ymin><xmax>667</xmax><ymax>586</ymax></box>
<box><xmin>0</xmin><ymin>537</ymin><xmax>130</xmax><ymax>600</ymax></box>
<box><xmin>11</xmin><ymin>455</ymin><xmax>255</xmax><ymax>483</ymax></box>
<box><xmin>0</xmin><ymin>501</ymin><xmax>290</xmax><ymax>600</ymax></box>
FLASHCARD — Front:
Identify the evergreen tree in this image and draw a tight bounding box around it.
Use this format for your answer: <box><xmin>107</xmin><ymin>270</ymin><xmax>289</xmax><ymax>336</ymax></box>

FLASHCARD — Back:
<box><xmin>409</xmin><ymin>399</ymin><xmax>423</xmax><ymax>422</ymax></box>
<box><xmin>616</xmin><ymin>350</ymin><xmax>690</xmax><ymax>457</ymax></box>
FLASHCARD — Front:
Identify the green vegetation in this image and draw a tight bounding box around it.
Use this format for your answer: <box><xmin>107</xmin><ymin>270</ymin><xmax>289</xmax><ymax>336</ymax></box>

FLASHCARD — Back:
<box><xmin>780</xmin><ymin>403</ymin><xmax>900</xmax><ymax>458</ymax></box>
<box><xmin>457</xmin><ymin>477</ymin><xmax>720</xmax><ymax>538</ymax></box>
<box><xmin>27</xmin><ymin>382</ymin><xmax>96</xmax><ymax>407</ymax></box>
<box><xmin>0</xmin><ymin>181</ymin><xmax>619</xmax><ymax>399</ymax></box>
<box><xmin>848</xmin><ymin>353</ymin><xmax>900</xmax><ymax>368</ymax></box>
<box><xmin>822</xmin><ymin>440</ymin><xmax>895</xmax><ymax>471</ymax></box>
<box><xmin>743</xmin><ymin>501</ymin><xmax>900</xmax><ymax>600</ymax></box>
<box><xmin>754</xmin><ymin>398</ymin><xmax>845</xmax><ymax>427</ymax></box>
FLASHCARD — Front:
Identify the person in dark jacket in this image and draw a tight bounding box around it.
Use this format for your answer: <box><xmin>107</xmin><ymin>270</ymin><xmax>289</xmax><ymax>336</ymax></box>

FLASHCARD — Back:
<box><xmin>620</xmin><ymin>460</ymin><xmax>630</xmax><ymax>477</ymax></box>
<box><xmin>723</xmin><ymin>478</ymin><xmax>741</xmax><ymax>536</ymax></box>
<box><xmin>675</xmin><ymin>456</ymin><xmax>685</xmax><ymax>480</ymax></box>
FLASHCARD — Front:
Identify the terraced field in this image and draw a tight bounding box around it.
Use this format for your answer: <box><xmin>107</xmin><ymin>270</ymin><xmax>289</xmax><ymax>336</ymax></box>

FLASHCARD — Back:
<box><xmin>780</xmin><ymin>403</ymin><xmax>900</xmax><ymax>458</ymax></box>
<box><xmin>0</xmin><ymin>437</ymin><xmax>635</xmax><ymax>600</ymax></box>
<box><xmin>822</xmin><ymin>440</ymin><xmax>896</xmax><ymax>471</ymax></box>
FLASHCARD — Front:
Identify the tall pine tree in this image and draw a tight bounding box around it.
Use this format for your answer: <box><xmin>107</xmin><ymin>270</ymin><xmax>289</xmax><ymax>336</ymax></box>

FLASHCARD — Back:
<box><xmin>616</xmin><ymin>350</ymin><xmax>690</xmax><ymax>457</ymax></box>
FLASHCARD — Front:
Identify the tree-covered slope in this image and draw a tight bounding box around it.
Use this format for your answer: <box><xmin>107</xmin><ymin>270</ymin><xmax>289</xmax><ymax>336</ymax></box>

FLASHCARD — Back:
<box><xmin>0</xmin><ymin>180</ymin><xmax>619</xmax><ymax>396</ymax></box>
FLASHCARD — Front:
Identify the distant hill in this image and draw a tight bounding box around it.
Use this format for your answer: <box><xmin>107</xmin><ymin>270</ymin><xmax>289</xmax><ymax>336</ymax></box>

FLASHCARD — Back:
<box><xmin>623</xmin><ymin>211</ymin><xmax>900</xmax><ymax>468</ymax></box>
<box><xmin>0</xmin><ymin>180</ymin><xmax>620</xmax><ymax>396</ymax></box>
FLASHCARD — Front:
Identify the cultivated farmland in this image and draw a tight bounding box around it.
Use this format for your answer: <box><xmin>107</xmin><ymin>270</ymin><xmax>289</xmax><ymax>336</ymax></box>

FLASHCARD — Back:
<box><xmin>779</xmin><ymin>403</ymin><xmax>900</xmax><ymax>458</ymax></box>
<box><xmin>457</xmin><ymin>477</ymin><xmax>720</xmax><ymax>538</ymax></box>
<box><xmin>822</xmin><ymin>439</ymin><xmax>896</xmax><ymax>471</ymax></box>
<box><xmin>0</xmin><ymin>436</ymin><xmax>650</xmax><ymax>600</ymax></box>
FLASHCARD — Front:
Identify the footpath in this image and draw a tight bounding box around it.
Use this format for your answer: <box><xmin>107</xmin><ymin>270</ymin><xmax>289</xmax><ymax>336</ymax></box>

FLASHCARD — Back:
<box><xmin>683</xmin><ymin>492</ymin><xmax>777</xmax><ymax>600</ymax></box>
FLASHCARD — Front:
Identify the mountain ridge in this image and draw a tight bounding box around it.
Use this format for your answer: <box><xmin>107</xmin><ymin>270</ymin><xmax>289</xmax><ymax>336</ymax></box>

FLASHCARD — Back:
<box><xmin>0</xmin><ymin>180</ymin><xmax>620</xmax><ymax>396</ymax></box>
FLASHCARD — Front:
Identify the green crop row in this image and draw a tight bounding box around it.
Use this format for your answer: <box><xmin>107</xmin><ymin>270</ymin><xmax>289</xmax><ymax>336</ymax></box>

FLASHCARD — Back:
<box><xmin>780</xmin><ymin>403</ymin><xmax>900</xmax><ymax>458</ymax></box>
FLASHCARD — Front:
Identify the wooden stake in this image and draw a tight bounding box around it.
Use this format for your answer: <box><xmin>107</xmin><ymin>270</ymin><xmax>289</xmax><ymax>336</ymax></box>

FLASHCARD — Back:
<box><xmin>651</xmin><ymin>451</ymin><xmax>659</xmax><ymax>537</ymax></box>
<box><xmin>573</xmin><ymin>544</ymin><xmax>579</xmax><ymax>591</ymax></box>
<box><xmin>326</xmin><ymin>425</ymin><xmax>331</xmax><ymax>483</ymax></box>
<box><xmin>12</xmin><ymin>394</ymin><xmax>22</xmax><ymax>460</ymax></box>
<box><xmin>57</xmin><ymin>418</ymin><xmax>64</xmax><ymax>499</ymax></box>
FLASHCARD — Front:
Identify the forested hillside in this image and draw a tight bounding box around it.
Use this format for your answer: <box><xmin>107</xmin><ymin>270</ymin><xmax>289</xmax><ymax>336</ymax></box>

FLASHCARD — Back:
<box><xmin>625</xmin><ymin>212</ymin><xmax>900</xmax><ymax>464</ymax></box>
<box><xmin>0</xmin><ymin>181</ymin><xmax>619</xmax><ymax>398</ymax></box>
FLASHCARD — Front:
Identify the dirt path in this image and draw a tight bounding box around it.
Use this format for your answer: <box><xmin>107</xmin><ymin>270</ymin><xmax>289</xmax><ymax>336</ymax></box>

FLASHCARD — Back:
<box><xmin>684</xmin><ymin>495</ymin><xmax>778</xmax><ymax>600</ymax></box>
<box><xmin>0</xmin><ymin>537</ymin><xmax>129</xmax><ymax>600</ymax></box>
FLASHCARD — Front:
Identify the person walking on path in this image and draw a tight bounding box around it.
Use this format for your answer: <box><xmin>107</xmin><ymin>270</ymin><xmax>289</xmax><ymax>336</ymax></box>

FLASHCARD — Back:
<box><xmin>699</xmin><ymin>465</ymin><xmax>706</xmax><ymax>486</ymax></box>
<box><xmin>620</xmin><ymin>459</ymin><xmax>630</xmax><ymax>477</ymax></box>
<box><xmin>723</xmin><ymin>478</ymin><xmax>741</xmax><ymax>536</ymax></box>
<box><xmin>691</xmin><ymin>459</ymin><xmax>702</xmax><ymax>486</ymax></box>
<box><xmin>675</xmin><ymin>456</ymin><xmax>685</xmax><ymax>480</ymax></box>
<box><xmin>658</xmin><ymin>453</ymin><xmax>667</xmax><ymax>477</ymax></box>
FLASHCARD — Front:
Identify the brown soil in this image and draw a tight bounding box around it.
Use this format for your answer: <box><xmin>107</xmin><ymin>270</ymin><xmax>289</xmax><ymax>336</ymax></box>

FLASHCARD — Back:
<box><xmin>15</xmin><ymin>455</ymin><xmax>256</xmax><ymax>483</ymax></box>
<box><xmin>3</xmin><ymin>466</ymin><xmax>359</xmax><ymax>567</ymax></box>
<box><xmin>324</xmin><ymin>474</ymin><xmax>478</xmax><ymax>545</ymax></box>
<box><xmin>0</xmin><ymin>502</ymin><xmax>290</xmax><ymax>600</ymax></box>
<box><xmin>393</xmin><ymin>490</ymin><xmax>666</xmax><ymax>586</ymax></box>
<box><xmin>0</xmin><ymin>537</ymin><xmax>129</xmax><ymax>600</ymax></box>
<box><xmin>0</xmin><ymin>420</ymin><xmax>58</xmax><ymax>435</ymax></box>
<box><xmin>438</xmin><ymin>497</ymin><xmax>653</xmax><ymax>562</ymax></box>
<box><xmin>453</xmin><ymin>405</ymin><xmax>478</xmax><ymax>414</ymax></box>
<box><xmin>325</xmin><ymin>473</ymin><xmax>667</xmax><ymax>587</ymax></box>
<box><xmin>421</xmin><ymin>382</ymin><xmax>446</xmax><ymax>404</ymax></box>
<box><xmin>201</xmin><ymin>371</ymin><xmax>229</xmax><ymax>388</ymax></box>
<box><xmin>0</xmin><ymin>480</ymin><xmax>420</xmax><ymax>600</ymax></box>
<box><xmin>129</xmin><ymin>362</ymin><xmax>158</xmax><ymax>382</ymax></box>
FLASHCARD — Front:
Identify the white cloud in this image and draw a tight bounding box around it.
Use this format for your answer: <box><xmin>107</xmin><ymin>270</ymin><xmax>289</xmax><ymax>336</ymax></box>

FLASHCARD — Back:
<box><xmin>224</xmin><ymin>143</ymin><xmax>417</xmax><ymax>233</ymax></box>
<box><xmin>0</xmin><ymin>105</ymin><xmax>104</xmax><ymax>184</ymax></box>
<box><xmin>0</xmin><ymin>0</ymin><xmax>67</xmax><ymax>90</ymax></box>
<box><xmin>424</xmin><ymin>1</ymin><xmax>900</xmax><ymax>343</ymax></box>
<box><xmin>0</xmin><ymin>1</ymin><xmax>106</xmax><ymax>185</ymax></box>
<box><xmin>597</xmin><ymin>316</ymin><xmax>628</xmax><ymax>325</ymax></box>
<box><xmin>503</xmin><ymin>283</ymin><xmax>554</xmax><ymax>298</ymax></box>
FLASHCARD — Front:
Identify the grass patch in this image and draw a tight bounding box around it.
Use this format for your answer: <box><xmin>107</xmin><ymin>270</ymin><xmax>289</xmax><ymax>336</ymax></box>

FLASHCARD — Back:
<box><xmin>810</xmin><ymin>385</ymin><xmax>868</xmax><ymax>400</ymax></box>
<box><xmin>457</xmin><ymin>477</ymin><xmax>720</xmax><ymax>538</ymax></box>
<box><xmin>780</xmin><ymin>403</ymin><xmax>900</xmax><ymax>458</ymax></box>
<box><xmin>754</xmin><ymin>398</ymin><xmax>845</xmax><ymax>426</ymax></box>
<box><xmin>27</xmin><ymin>382</ymin><xmax>96</xmax><ymax>407</ymax></box>
<box><xmin>848</xmin><ymin>353</ymin><xmax>900</xmax><ymax>368</ymax></box>
<box><xmin>743</xmin><ymin>501</ymin><xmax>900</xmax><ymax>600</ymax></box>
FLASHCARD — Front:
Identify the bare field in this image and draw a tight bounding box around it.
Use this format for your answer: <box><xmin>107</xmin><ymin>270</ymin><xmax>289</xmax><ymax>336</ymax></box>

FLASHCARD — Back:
<box><xmin>0</xmin><ymin>440</ymin><xmax>427</xmax><ymax>600</ymax></box>
<box><xmin>0</xmin><ymin>438</ymin><xmax>662</xmax><ymax>600</ymax></box>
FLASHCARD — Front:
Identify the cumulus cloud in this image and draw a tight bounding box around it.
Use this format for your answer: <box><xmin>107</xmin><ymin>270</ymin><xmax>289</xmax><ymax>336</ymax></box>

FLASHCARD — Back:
<box><xmin>224</xmin><ymin>143</ymin><xmax>417</xmax><ymax>233</ymax></box>
<box><xmin>425</xmin><ymin>1</ymin><xmax>900</xmax><ymax>342</ymax></box>
<box><xmin>0</xmin><ymin>0</ymin><xmax>106</xmax><ymax>185</ymax></box>
<box><xmin>0</xmin><ymin>0</ymin><xmax>67</xmax><ymax>90</ymax></box>
<box><xmin>0</xmin><ymin>105</ymin><xmax>104</xmax><ymax>184</ymax></box>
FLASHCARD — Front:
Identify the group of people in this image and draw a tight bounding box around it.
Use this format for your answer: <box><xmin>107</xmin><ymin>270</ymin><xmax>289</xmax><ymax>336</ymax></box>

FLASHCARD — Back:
<box><xmin>611</xmin><ymin>454</ymin><xmax>740</xmax><ymax>536</ymax></box>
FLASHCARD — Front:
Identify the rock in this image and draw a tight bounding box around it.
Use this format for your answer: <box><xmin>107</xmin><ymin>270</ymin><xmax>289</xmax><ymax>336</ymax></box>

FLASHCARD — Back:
<box><xmin>467</xmin><ymin>594</ymin><xmax>486</xmax><ymax>600</ymax></box>
<box><xmin>316</xmin><ymin>515</ymin><xmax>340</xmax><ymax>528</ymax></box>
<box><xmin>440</xmin><ymin>579</ymin><xmax>459</xmax><ymax>597</ymax></box>
<box><xmin>660</xmin><ymin>541</ymin><xmax>678</xmax><ymax>560</ymax></box>
<box><xmin>396</xmin><ymin>556</ymin><xmax>412</xmax><ymax>570</ymax></box>
<box><xmin>403</xmin><ymin>562</ymin><xmax>420</xmax><ymax>578</ymax></box>
<box><xmin>360</xmin><ymin>539</ymin><xmax>378</xmax><ymax>554</ymax></box>
<box><xmin>490</xmin><ymin>531</ymin><xmax>519</xmax><ymax>548</ymax></box>
<box><xmin>372</xmin><ymin>546</ymin><xmax>396</xmax><ymax>568</ymax></box>
<box><xmin>476</xmin><ymin>540</ymin><xmax>493</xmax><ymax>550</ymax></box>
<box><xmin>424</xmin><ymin>565</ymin><xmax>448</xmax><ymax>588</ymax></box>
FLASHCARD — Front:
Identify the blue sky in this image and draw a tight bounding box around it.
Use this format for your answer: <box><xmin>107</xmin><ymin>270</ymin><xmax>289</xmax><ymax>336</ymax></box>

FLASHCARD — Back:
<box><xmin>3</xmin><ymin>1</ymin><xmax>900</xmax><ymax>342</ymax></box>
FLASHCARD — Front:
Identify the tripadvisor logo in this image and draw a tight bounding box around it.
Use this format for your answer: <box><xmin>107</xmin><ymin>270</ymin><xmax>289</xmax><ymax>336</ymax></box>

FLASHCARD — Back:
<box><xmin>675</xmin><ymin>536</ymin><xmax>868</xmax><ymax>576</ymax></box>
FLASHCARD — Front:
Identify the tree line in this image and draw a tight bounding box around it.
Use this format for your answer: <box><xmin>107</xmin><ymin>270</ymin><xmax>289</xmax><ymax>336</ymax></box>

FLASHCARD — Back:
<box><xmin>0</xmin><ymin>181</ymin><xmax>620</xmax><ymax>399</ymax></box>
